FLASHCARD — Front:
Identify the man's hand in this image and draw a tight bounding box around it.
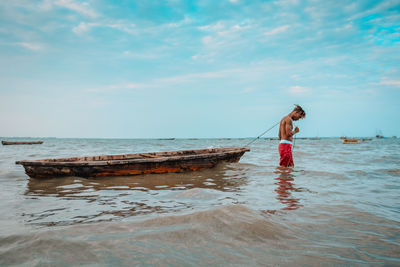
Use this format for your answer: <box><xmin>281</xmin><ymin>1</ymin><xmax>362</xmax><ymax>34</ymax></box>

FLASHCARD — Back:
<box><xmin>294</xmin><ymin>126</ymin><xmax>300</xmax><ymax>134</ymax></box>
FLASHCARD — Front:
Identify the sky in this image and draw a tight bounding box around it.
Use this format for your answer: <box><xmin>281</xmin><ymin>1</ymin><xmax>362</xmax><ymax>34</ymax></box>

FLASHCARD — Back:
<box><xmin>0</xmin><ymin>0</ymin><xmax>399</xmax><ymax>138</ymax></box>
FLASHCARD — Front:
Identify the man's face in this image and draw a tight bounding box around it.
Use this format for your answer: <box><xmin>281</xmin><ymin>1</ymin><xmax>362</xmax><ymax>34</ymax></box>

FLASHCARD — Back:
<box><xmin>293</xmin><ymin>111</ymin><xmax>303</xmax><ymax>121</ymax></box>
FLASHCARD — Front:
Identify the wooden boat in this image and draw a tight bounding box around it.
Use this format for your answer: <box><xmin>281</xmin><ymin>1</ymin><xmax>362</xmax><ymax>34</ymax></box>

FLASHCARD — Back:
<box><xmin>342</xmin><ymin>138</ymin><xmax>359</xmax><ymax>144</ymax></box>
<box><xmin>2</xmin><ymin>141</ymin><xmax>43</xmax><ymax>145</ymax></box>
<box><xmin>16</xmin><ymin>147</ymin><xmax>250</xmax><ymax>178</ymax></box>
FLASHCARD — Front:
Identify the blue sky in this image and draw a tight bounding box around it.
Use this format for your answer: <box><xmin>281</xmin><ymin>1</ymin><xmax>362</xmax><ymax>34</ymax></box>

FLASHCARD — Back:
<box><xmin>0</xmin><ymin>0</ymin><xmax>399</xmax><ymax>138</ymax></box>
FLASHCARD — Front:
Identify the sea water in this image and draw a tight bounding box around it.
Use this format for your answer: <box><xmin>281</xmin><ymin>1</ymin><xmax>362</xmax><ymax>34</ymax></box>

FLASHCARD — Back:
<box><xmin>0</xmin><ymin>138</ymin><xmax>399</xmax><ymax>266</ymax></box>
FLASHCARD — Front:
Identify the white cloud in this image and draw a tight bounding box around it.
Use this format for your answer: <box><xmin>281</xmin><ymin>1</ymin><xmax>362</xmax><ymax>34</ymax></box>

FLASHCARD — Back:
<box><xmin>106</xmin><ymin>22</ymin><xmax>136</xmax><ymax>34</ymax></box>
<box><xmin>242</xmin><ymin>87</ymin><xmax>255</xmax><ymax>93</ymax></box>
<box><xmin>165</xmin><ymin>15</ymin><xmax>192</xmax><ymax>28</ymax></box>
<box><xmin>40</xmin><ymin>0</ymin><xmax>53</xmax><ymax>11</ymax></box>
<box><xmin>158</xmin><ymin>71</ymin><xmax>227</xmax><ymax>84</ymax></box>
<box><xmin>110</xmin><ymin>83</ymin><xmax>143</xmax><ymax>89</ymax></box>
<box><xmin>202</xmin><ymin>35</ymin><xmax>214</xmax><ymax>45</ymax></box>
<box><xmin>122</xmin><ymin>50</ymin><xmax>158</xmax><ymax>59</ymax></box>
<box><xmin>363</xmin><ymin>89</ymin><xmax>376</xmax><ymax>94</ymax></box>
<box><xmin>217</xmin><ymin>23</ymin><xmax>252</xmax><ymax>37</ymax></box>
<box><xmin>380</xmin><ymin>79</ymin><xmax>400</xmax><ymax>87</ymax></box>
<box><xmin>200</xmin><ymin>35</ymin><xmax>226</xmax><ymax>51</ymax></box>
<box><xmin>198</xmin><ymin>21</ymin><xmax>225</xmax><ymax>32</ymax></box>
<box><xmin>197</xmin><ymin>21</ymin><xmax>253</xmax><ymax>58</ymax></box>
<box><xmin>274</xmin><ymin>0</ymin><xmax>300</xmax><ymax>7</ymax></box>
<box><xmin>334</xmin><ymin>23</ymin><xmax>354</xmax><ymax>32</ymax></box>
<box><xmin>151</xmin><ymin>67</ymin><xmax>258</xmax><ymax>86</ymax></box>
<box><xmin>348</xmin><ymin>0</ymin><xmax>400</xmax><ymax>21</ymax></box>
<box><xmin>86</xmin><ymin>83</ymin><xmax>147</xmax><ymax>93</ymax></box>
<box><xmin>264</xmin><ymin>25</ymin><xmax>290</xmax><ymax>36</ymax></box>
<box><xmin>88</xmin><ymin>99</ymin><xmax>110</xmax><ymax>107</ymax></box>
<box><xmin>17</xmin><ymin>42</ymin><xmax>42</xmax><ymax>51</ymax></box>
<box><xmin>55</xmin><ymin>0</ymin><xmax>98</xmax><ymax>18</ymax></box>
<box><xmin>199</xmin><ymin>20</ymin><xmax>252</xmax><ymax>35</ymax></box>
<box><xmin>289</xmin><ymin>85</ymin><xmax>309</xmax><ymax>94</ymax></box>
<box><xmin>86</xmin><ymin>68</ymin><xmax>252</xmax><ymax>94</ymax></box>
<box><xmin>72</xmin><ymin>22</ymin><xmax>95</xmax><ymax>34</ymax></box>
<box><xmin>72</xmin><ymin>21</ymin><xmax>136</xmax><ymax>35</ymax></box>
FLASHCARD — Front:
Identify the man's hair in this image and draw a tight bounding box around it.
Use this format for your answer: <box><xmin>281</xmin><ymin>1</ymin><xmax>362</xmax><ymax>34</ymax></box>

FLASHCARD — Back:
<box><xmin>293</xmin><ymin>104</ymin><xmax>306</xmax><ymax>118</ymax></box>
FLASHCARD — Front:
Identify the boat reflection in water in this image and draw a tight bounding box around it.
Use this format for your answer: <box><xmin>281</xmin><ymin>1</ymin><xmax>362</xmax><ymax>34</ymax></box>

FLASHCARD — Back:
<box><xmin>24</xmin><ymin>163</ymin><xmax>249</xmax><ymax>226</ymax></box>
<box><xmin>273</xmin><ymin>167</ymin><xmax>303</xmax><ymax>211</ymax></box>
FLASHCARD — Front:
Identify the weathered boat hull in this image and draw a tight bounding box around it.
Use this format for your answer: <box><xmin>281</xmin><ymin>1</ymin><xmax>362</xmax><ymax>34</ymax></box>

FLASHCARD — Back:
<box><xmin>2</xmin><ymin>141</ymin><xmax>43</xmax><ymax>145</ymax></box>
<box><xmin>16</xmin><ymin>147</ymin><xmax>250</xmax><ymax>178</ymax></box>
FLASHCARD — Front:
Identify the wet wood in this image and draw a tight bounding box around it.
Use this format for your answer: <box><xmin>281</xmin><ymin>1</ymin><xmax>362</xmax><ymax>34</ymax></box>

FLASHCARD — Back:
<box><xmin>16</xmin><ymin>147</ymin><xmax>250</xmax><ymax>178</ymax></box>
<box><xmin>2</xmin><ymin>141</ymin><xmax>43</xmax><ymax>145</ymax></box>
<box><xmin>139</xmin><ymin>153</ymin><xmax>161</xmax><ymax>158</ymax></box>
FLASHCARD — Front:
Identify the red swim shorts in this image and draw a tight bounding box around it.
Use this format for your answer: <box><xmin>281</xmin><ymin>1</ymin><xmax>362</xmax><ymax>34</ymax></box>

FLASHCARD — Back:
<box><xmin>278</xmin><ymin>143</ymin><xmax>294</xmax><ymax>167</ymax></box>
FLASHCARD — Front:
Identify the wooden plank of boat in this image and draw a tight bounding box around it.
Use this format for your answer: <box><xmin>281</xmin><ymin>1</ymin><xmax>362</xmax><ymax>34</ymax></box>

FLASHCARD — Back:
<box><xmin>16</xmin><ymin>147</ymin><xmax>250</xmax><ymax>178</ymax></box>
<box><xmin>342</xmin><ymin>139</ymin><xmax>359</xmax><ymax>144</ymax></box>
<box><xmin>2</xmin><ymin>141</ymin><xmax>43</xmax><ymax>145</ymax></box>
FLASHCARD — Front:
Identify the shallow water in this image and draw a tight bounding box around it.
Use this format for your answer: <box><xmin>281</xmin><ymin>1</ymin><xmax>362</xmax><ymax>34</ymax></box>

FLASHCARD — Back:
<box><xmin>0</xmin><ymin>138</ymin><xmax>399</xmax><ymax>266</ymax></box>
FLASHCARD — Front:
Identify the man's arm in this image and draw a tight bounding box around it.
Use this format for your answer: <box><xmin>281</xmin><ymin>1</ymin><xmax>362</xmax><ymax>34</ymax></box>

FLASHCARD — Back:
<box><xmin>284</xmin><ymin>119</ymin><xmax>299</xmax><ymax>138</ymax></box>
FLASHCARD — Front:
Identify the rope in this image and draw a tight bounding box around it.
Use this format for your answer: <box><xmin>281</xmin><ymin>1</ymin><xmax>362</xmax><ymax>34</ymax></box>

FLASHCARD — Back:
<box><xmin>245</xmin><ymin>121</ymin><xmax>280</xmax><ymax>147</ymax></box>
<box><xmin>293</xmin><ymin>131</ymin><xmax>296</xmax><ymax>150</ymax></box>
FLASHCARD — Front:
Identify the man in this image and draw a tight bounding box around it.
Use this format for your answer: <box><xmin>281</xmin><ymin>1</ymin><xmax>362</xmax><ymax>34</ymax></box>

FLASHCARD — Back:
<box><xmin>278</xmin><ymin>105</ymin><xmax>306</xmax><ymax>167</ymax></box>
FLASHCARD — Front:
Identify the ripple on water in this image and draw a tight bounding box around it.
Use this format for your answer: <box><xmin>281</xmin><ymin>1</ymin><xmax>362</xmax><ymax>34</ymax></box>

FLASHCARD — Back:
<box><xmin>378</xmin><ymin>168</ymin><xmax>400</xmax><ymax>176</ymax></box>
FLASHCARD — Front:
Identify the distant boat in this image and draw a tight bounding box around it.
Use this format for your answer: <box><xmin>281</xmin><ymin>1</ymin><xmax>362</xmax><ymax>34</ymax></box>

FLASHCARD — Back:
<box><xmin>375</xmin><ymin>129</ymin><xmax>384</xmax><ymax>139</ymax></box>
<box><xmin>16</xmin><ymin>147</ymin><xmax>250</xmax><ymax>178</ymax></box>
<box><xmin>157</xmin><ymin>138</ymin><xmax>175</xmax><ymax>140</ymax></box>
<box><xmin>360</xmin><ymin>138</ymin><xmax>372</xmax><ymax>141</ymax></box>
<box><xmin>2</xmin><ymin>141</ymin><xmax>43</xmax><ymax>145</ymax></box>
<box><xmin>343</xmin><ymin>138</ymin><xmax>359</xmax><ymax>144</ymax></box>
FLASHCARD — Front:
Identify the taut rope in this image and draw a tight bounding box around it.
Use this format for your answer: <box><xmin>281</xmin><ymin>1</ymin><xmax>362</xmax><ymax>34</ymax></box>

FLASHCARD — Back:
<box><xmin>245</xmin><ymin>121</ymin><xmax>280</xmax><ymax>147</ymax></box>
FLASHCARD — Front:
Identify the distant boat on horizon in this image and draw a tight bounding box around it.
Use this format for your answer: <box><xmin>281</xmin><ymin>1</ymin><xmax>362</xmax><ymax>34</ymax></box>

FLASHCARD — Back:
<box><xmin>343</xmin><ymin>138</ymin><xmax>359</xmax><ymax>144</ymax></box>
<box><xmin>375</xmin><ymin>129</ymin><xmax>384</xmax><ymax>139</ymax></box>
<box><xmin>360</xmin><ymin>138</ymin><xmax>372</xmax><ymax>141</ymax></box>
<box><xmin>2</xmin><ymin>141</ymin><xmax>43</xmax><ymax>145</ymax></box>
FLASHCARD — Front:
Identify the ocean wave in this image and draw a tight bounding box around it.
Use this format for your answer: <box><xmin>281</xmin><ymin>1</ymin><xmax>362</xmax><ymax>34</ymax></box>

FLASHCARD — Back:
<box><xmin>1</xmin><ymin>204</ymin><xmax>399</xmax><ymax>266</ymax></box>
<box><xmin>0</xmin><ymin>205</ymin><xmax>291</xmax><ymax>266</ymax></box>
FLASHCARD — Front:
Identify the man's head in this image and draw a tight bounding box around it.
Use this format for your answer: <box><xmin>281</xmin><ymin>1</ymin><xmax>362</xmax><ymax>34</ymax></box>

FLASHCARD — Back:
<box><xmin>291</xmin><ymin>104</ymin><xmax>306</xmax><ymax>120</ymax></box>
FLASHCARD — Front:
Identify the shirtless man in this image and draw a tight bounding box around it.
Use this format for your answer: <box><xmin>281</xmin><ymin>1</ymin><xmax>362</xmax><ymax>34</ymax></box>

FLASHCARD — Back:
<box><xmin>278</xmin><ymin>105</ymin><xmax>306</xmax><ymax>167</ymax></box>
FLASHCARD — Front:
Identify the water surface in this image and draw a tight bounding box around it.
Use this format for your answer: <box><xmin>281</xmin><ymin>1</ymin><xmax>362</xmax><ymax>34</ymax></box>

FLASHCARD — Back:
<box><xmin>0</xmin><ymin>138</ymin><xmax>399</xmax><ymax>265</ymax></box>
